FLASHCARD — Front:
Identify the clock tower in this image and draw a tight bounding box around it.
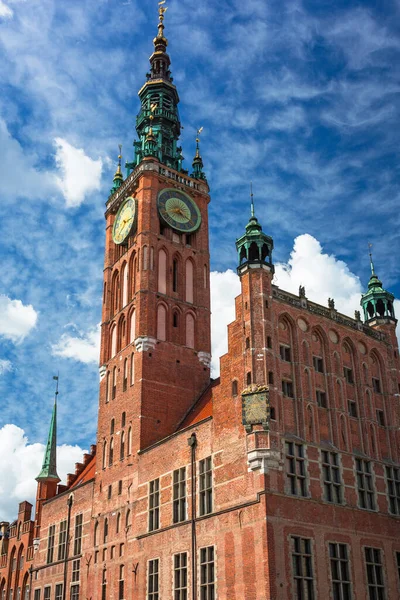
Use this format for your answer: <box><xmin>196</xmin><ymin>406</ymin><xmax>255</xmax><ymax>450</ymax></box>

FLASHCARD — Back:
<box><xmin>97</xmin><ymin>4</ymin><xmax>211</xmax><ymax>467</ymax></box>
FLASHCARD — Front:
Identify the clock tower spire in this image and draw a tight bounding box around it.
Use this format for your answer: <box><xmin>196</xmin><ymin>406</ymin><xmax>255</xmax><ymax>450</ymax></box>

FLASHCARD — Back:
<box><xmin>98</xmin><ymin>4</ymin><xmax>211</xmax><ymax>460</ymax></box>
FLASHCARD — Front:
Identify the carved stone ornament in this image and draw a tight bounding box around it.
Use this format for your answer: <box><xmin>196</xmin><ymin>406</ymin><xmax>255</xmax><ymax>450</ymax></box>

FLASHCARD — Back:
<box><xmin>198</xmin><ymin>351</ymin><xmax>211</xmax><ymax>368</ymax></box>
<box><xmin>241</xmin><ymin>385</ymin><xmax>270</xmax><ymax>432</ymax></box>
<box><xmin>134</xmin><ymin>336</ymin><xmax>157</xmax><ymax>352</ymax></box>
<box><xmin>99</xmin><ymin>365</ymin><xmax>107</xmax><ymax>381</ymax></box>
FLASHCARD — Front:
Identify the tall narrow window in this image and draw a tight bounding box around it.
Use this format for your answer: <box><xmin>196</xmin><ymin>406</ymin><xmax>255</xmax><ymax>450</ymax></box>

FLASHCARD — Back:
<box><xmin>122</xmin><ymin>263</ymin><xmax>129</xmax><ymax>307</ymax></box>
<box><xmin>73</xmin><ymin>515</ymin><xmax>83</xmax><ymax>556</ymax></box>
<box><xmin>111</xmin><ymin>326</ymin><xmax>117</xmax><ymax>358</ymax></box>
<box><xmin>110</xmin><ymin>419</ymin><xmax>115</xmax><ymax>435</ymax></box>
<box><xmin>203</xmin><ymin>264</ymin><xmax>207</xmax><ymax>288</ymax></box>
<box><xmin>199</xmin><ymin>457</ymin><xmax>212</xmax><ymax>516</ymax></box>
<box><xmin>130</xmin><ymin>352</ymin><xmax>135</xmax><ymax>386</ymax></box>
<box><xmin>125</xmin><ymin>509</ymin><xmax>131</xmax><ymax>532</ymax></box>
<box><xmin>46</xmin><ymin>525</ymin><xmax>55</xmax><ymax>564</ymax></box>
<box><xmin>143</xmin><ymin>246</ymin><xmax>149</xmax><ymax>271</ymax></box>
<box><xmin>116</xmin><ymin>513</ymin><xmax>121</xmax><ymax>534</ymax></box>
<box><xmin>105</xmin><ymin>371</ymin><xmax>110</xmax><ymax>404</ymax></box>
<box><xmin>322</xmin><ymin>451</ymin><xmax>342</xmax><ymax>504</ymax></box>
<box><xmin>343</xmin><ymin>367</ymin><xmax>354</xmax><ymax>384</ymax></box>
<box><xmin>127</xmin><ymin>427</ymin><xmax>132</xmax><ymax>456</ymax></box>
<box><xmin>282</xmin><ymin>380</ymin><xmax>294</xmax><ymax>398</ymax></box>
<box><xmin>33</xmin><ymin>591</ymin><xmax>40</xmax><ymax>600</ymax></box>
<box><xmin>54</xmin><ymin>585</ymin><xmax>63</xmax><ymax>600</ymax></box>
<box><xmin>385</xmin><ymin>465</ymin><xmax>400</xmax><ymax>515</ymax></box>
<box><xmin>102</xmin><ymin>441</ymin><xmax>107</xmax><ymax>469</ymax></box>
<box><xmin>291</xmin><ymin>536</ymin><xmax>315</xmax><ymax>600</ymax></box>
<box><xmin>372</xmin><ymin>378</ymin><xmax>381</xmax><ymax>393</ymax></box>
<box><xmin>285</xmin><ymin>442</ymin><xmax>307</xmax><ymax>497</ymax></box>
<box><xmin>313</xmin><ymin>356</ymin><xmax>324</xmax><ymax>373</ymax></box>
<box><xmin>173</xmin><ymin>468</ymin><xmax>186</xmax><ymax>523</ymax></box>
<box><xmin>173</xmin><ymin>259</ymin><xmax>178</xmax><ymax>292</ymax></box>
<box><xmin>149</xmin><ymin>479</ymin><xmax>160</xmax><ymax>532</ymax></box>
<box><xmin>71</xmin><ymin>559</ymin><xmax>80</xmax><ymax>583</ymax></box>
<box><xmin>232</xmin><ymin>380</ymin><xmax>238</xmax><ymax>397</ymax></box>
<box><xmin>43</xmin><ymin>589</ymin><xmax>50</xmax><ymax>600</ymax></box>
<box><xmin>157</xmin><ymin>304</ymin><xmax>167</xmax><ymax>341</ymax></box>
<box><xmin>316</xmin><ymin>390</ymin><xmax>327</xmax><ymax>408</ymax></box>
<box><xmin>130</xmin><ymin>309</ymin><xmax>136</xmax><ymax>343</ymax></box>
<box><xmin>147</xmin><ymin>559</ymin><xmax>159</xmax><ymax>600</ymax></box>
<box><xmin>200</xmin><ymin>546</ymin><xmax>215</xmax><ymax>600</ymax></box>
<box><xmin>185</xmin><ymin>260</ymin><xmax>194</xmax><ymax>303</ymax></box>
<box><xmin>355</xmin><ymin>459</ymin><xmax>375</xmax><ymax>510</ymax></box>
<box><xmin>101</xmin><ymin>569</ymin><xmax>107</xmax><ymax>600</ymax></box>
<box><xmin>186</xmin><ymin>313</ymin><xmax>195</xmax><ymax>348</ymax></box>
<box><xmin>70</xmin><ymin>587</ymin><xmax>79</xmax><ymax>600</ymax></box>
<box><xmin>57</xmin><ymin>520</ymin><xmax>67</xmax><ymax>561</ymax></box>
<box><xmin>158</xmin><ymin>249</ymin><xmax>167</xmax><ymax>294</ymax></box>
<box><xmin>123</xmin><ymin>359</ymin><xmax>128</xmax><ymax>392</ymax></box>
<box><xmin>109</xmin><ymin>438</ymin><xmax>114</xmax><ymax>467</ymax></box>
<box><xmin>118</xmin><ymin>565</ymin><xmax>124</xmax><ymax>600</ymax></box>
<box><xmin>94</xmin><ymin>522</ymin><xmax>99</xmax><ymax>546</ymax></box>
<box><xmin>112</xmin><ymin>367</ymin><xmax>117</xmax><ymax>400</ymax></box>
<box><xmin>173</xmin><ymin>311</ymin><xmax>179</xmax><ymax>328</ymax></box>
<box><xmin>365</xmin><ymin>547</ymin><xmax>385</xmax><ymax>599</ymax></box>
<box><xmin>329</xmin><ymin>543</ymin><xmax>351</xmax><ymax>600</ymax></box>
<box><xmin>103</xmin><ymin>519</ymin><xmax>108</xmax><ymax>544</ymax></box>
<box><xmin>280</xmin><ymin>345</ymin><xmax>292</xmax><ymax>362</ymax></box>
<box><xmin>120</xmin><ymin>431</ymin><xmax>125</xmax><ymax>460</ymax></box>
<box><xmin>174</xmin><ymin>553</ymin><xmax>188</xmax><ymax>600</ymax></box>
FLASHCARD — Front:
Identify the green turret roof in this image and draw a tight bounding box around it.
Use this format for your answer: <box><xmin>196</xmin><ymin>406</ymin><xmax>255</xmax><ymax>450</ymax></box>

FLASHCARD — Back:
<box><xmin>36</xmin><ymin>400</ymin><xmax>60</xmax><ymax>483</ymax></box>
<box><xmin>236</xmin><ymin>188</ymin><xmax>274</xmax><ymax>275</ymax></box>
<box><xmin>360</xmin><ymin>251</ymin><xmax>396</xmax><ymax>322</ymax></box>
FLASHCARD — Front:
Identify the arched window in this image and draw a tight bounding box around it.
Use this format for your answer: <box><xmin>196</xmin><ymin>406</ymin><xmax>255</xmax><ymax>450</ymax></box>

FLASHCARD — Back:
<box><xmin>112</xmin><ymin>272</ymin><xmax>120</xmax><ymax>315</ymax></box>
<box><xmin>157</xmin><ymin>304</ymin><xmax>167</xmax><ymax>341</ymax></box>
<box><xmin>173</xmin><ymin>259</ymin><xmax>178</xmax><ymax>292</ymax></box>
<box><xmin>186</xmin><ymin>313</ymin><xmax>195</xmax><ymax>348</ymax></box>
<box><xmin>129</xmin><ymin>309</ymin><xmax>136</xmax><ymax>343</ymax></box>
<box><xmin>185</xmin><ymin>260</ymin><xmax>194</xmax><ymax>303</ymax></box>
<box><xmin>110</xmin><ymin>419</ymin><xmax>115</xmax><ymax>435</ymax></box>
<box><xmin>158</xmin><ymin>249</ymin><xmax>167</xmax><ymax>294</ymax></box>
<box><xmin>130</xmin><ymin>353</ymin><xmax>134</xmax><ymax>386</ymax></box>
<box><xmin>121</xmin><ymin>412</ymin><xmax>126</xmax><ymax>427</ymax></box>
<box><xmin>120</xmin><ymin>432</ymin><xmax>125</xmax><ymax>461</ymax></box>
<box><xmin>173</xmin><ymin>310</ymin><xmax>179</xmax><ymax>328</ymax></box>
<box><xmin>118</xmin><ymin>316</ymin><xmax>126</xmax><ymax>352</ymax></box>
<box><xmin>232</xmin><ymin>380</ymin><xmax>238</xmax><ymax>397</ymax></box>
<box><xmin>143</xmin><ymin>246</ymin><xmax>149</xmax><ymax>270</ymax></box>
<box><xmin>105</xmin><ymin>371</ymin><xmax>110</xmax><ymax>403</ymax></box>
<box><xmin>112</xmin><ymin>367</ymin><xmax>117</xmax><ymax>400</ymax></box>
<box><xmin>111</xmin><ymin>325</ymin><xmax>117</xmax><ymax>358</ymax></box>
<box><xmin>129</xmin><ymin>252</ymin><xmax>136</xmax><ymax>299</ymax></box>
<box><xmin>116</xmin><ymin>513</ymin><xmax>121</xmax><ymax>535</ymax></box>
<box><xmin>17</xmin><ymin>523</ymin><xmax>21</xmax><ymax>541</ymax></box>
<box><xmin>127</xmin><ymin>427</ymin><xmax>132</xmax><ymax>456</ymax></box>
<box><xmin>123</xmin><ymin>358</ymin><xmax>128</xmax><ymax>392</ymax></box>
<box><xmin>103</xmin><ymin>519</ymin><xmax>108</xmax><ymax>543</ymax></box>
<box><xmin>102</xmin><ymin>441</ymin><xmax>107</xmax><ymax>469</ymax></box>
<box><xmin>94</xmin><ymin>522</ymin><xmax>99</xmax><ymax>546</ymax></box>
<box><xmin>249</xmin><ymin>242</ymin><xmax>259</xmax><ymax>261</ymax></box>
<box><xmin>121</xmin><ymin>263</ymin><xmax>128</xmax><ymax>307</ymax></box>
<box><xmin>109</xmin><ymin>438</ymin><xmax>114</xmax><ymax>467</ymax></box>
<box><xmin>150</xmin><ymin>246</ymin><xmax>154</xmax><ymax>270</ymax></box>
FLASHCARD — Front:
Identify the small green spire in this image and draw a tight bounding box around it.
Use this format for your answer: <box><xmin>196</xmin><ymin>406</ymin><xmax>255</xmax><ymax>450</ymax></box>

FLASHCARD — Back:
<box><xmin>191</xmin><ymin>127</ymin><xmax>206</xmax><ymax>180</ymax></box>
<box><xmin>360</xmin><ymin>244</ymin><xmax>396</xmax><ymax>322</ymax></box>
<box><xmin>110</xmin><ymin>145</ymin><xmax>124</xmax><ymax>196</ymax></box>
<box><xmin>36</xmin><ymin>377</ymin><xmax>61</xmax><ymax>483</ymax></box>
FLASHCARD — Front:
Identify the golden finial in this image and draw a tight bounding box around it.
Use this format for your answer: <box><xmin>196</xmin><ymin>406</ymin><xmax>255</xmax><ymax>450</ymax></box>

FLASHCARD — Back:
<box><xmin>368</xmin><ymin>242</ymin><xmax>376</xmax><ymax>276</ymax></box>
<box><xmin>250</xmin><ymin>182</ymin><xmax>255</xmax><ymax>217</ymax></box>
<box><xmin>114</xmin><ymin>145</ymin><xmax>123</xmax><ymax>179</ymax></box>
<box><xmin>147</xmin><ymin>103</ymin><xmax>158</xmax><ymax>137</ymax></box>
<box><xmin>195</xmin><ymin>126</ymin><xmax>203</xmax><ymax>158</ymax></box>
<box><xmin>157</xmin><ymin>1</ymin><xmax>168</xmax><ymax>37</ymax></box>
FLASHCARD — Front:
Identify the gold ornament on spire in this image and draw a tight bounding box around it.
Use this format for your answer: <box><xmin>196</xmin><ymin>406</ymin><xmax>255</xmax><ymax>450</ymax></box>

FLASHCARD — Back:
<box><xmin>114</xmin><ymin>145</ymin><xmax>123</xmax><ymax>181</ymax></box>
<box><xmin>195</xmin><ymin>126</ymin><xmax>203</xmax><ymax>158</ymax></box>
<box><xmin>157</xmin><ymin>1</ymin><xmax>168</xmax><ymax>38</ymax></box>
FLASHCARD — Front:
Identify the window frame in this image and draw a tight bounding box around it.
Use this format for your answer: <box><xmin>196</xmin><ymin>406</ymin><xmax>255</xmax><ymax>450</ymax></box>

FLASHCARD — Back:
<box><xmin>313</xmin><ymin>356</ymin><xmax>324</xmax><ymax>373</ymax></box>
<box><xmin>355</xmin><ymin>459</ymin><xmax>376</xmax><ymax>511</ymax></box>
<box><xmin>173</xmin><ymin>552</ymin><xmax>188</xmax><ymax>600</ymax></box>
<box><xmin>73</xmin><ymin>514</ymin><xmax>83</xmax><ymax>556</ymax></box>
<box><xmin>57</xmin><ymin>520</ymin><xmax>67</xmax><ymax>561</ymax></box>
<box><xmin>285</xmin><ymin>442</ymin><xmax>307</xmax><ymax>497</ymax></box>
<box><xmin>199</xmin><ymin>456</ymin><xmax>213</xmax><ymax>516</ymax></box>
<box><xmin>46</xmin><ymin>525</ymin><xmax>55</xmax><ymax>564</ymax></box>
<box><xmin>364</xmin><ymin>546</ymin><xmax>386</xmax><ymax>600</ymax></box>
<box><xmin>147</xmin><ymin>558</ymin><xmax>159</xmax><ymax>600</ymax></box>
<box><xmin>149</xmin><ymin>478</ymin><xmax>160</xmax><ymax>532</ymax></box>
<box><xmin>291</xmin><ymin>536</ymin><xmax>315</xmax><ymax>600</ymax></box>
<box><xmin>385</xmin><ymin>465</ymin><xmax>400</xmax><ymax>515</ymax></box>
<box><xmin>199</xmin><ymin>546</ymin><xmax>215</xmax><ymax>600</ymax></box>
<box><xmin>280</xmin><ymin>344</ymin><xmax>292</xmax><ymax>362</ymax></box>
<box><xmin>321</xmin><ymin>451</ymin><xmax>343</xmax><ymax>504</ymax></box>
<box><xmin>328</xmin><ymin>542</ymin><xmax>351</xmax><ymax>600</ymax></box>
<box><xmin>173</xmin><ymin>468</ymin><xmax>186</xmax><ymax>524</ymax></box>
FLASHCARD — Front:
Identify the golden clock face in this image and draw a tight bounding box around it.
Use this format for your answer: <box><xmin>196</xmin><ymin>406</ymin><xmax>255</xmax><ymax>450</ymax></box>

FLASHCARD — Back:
<box><xmin>112</xmin><ymin>197</ymin><xmax>137</xmax><ymax>245</ymax></box>
<box><xmin>157</xmin><ymin>188</ymin><xmax>201</xmax><ymax>233</ymax></box>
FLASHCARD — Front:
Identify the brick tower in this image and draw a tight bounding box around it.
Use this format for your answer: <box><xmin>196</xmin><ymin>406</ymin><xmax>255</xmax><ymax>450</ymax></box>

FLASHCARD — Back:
<box><xmin>97</xmin><ymin>3</ymin><xmax>212</xmax><ymax>482</ymax></box>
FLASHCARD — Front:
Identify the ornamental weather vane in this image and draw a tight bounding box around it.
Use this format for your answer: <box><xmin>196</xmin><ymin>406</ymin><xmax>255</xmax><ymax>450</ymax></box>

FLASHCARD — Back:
<box><xmin>158</xmin><ymin>0</ymin><xmax>168</xmax><ymax>36</ymax></box>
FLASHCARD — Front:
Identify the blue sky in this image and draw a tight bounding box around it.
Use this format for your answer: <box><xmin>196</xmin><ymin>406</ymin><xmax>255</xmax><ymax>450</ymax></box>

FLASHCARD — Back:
<box><xmin>0</xmin><ymin>0</ymin><xmax>399</xmax><ymax>492</ymax></box>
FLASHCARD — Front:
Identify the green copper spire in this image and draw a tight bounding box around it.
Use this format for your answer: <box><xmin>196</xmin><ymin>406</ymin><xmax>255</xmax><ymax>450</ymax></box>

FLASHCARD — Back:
<box><xmin>36</xmin><ymin>377</ymin><xmax>61</xmax><ymax>483</ymax></box>
<box><xmin>110</xmin><ymin>145</ymin><xmax>124</xmax><ymax>196</ymax></box>
<box><xmin>236</xmin><ymin>185</ymin><xmax>274</xmax><ymax>275</ymax></box>
<box><xmin>360</xmin><ymin>244</ymin><xmax>396</xmax><ymax>323</ymax></box>
<box><xmin>191</xmin><ymin>127</ymin><xmax>207</xmax><ymax>180</ymax></box>
<box><xmin>127</xmin><ymin>2</ymin><xmax>184</xmax><ymax>174</ymax></box>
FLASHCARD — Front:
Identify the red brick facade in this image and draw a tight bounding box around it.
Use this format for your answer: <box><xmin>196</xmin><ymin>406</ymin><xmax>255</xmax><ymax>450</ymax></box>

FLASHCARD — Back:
<box><xmin>1</xmin><ymin>19</ymin><xmax>400</xmax><ymax>600</ymax></box>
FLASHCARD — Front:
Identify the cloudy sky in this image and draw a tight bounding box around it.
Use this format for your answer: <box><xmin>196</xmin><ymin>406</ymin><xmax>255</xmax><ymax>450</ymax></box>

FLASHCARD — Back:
<box><xmin>0</xmin><ymin>0</ymin><xmax>399</xmax><ymax>519</ymax></box>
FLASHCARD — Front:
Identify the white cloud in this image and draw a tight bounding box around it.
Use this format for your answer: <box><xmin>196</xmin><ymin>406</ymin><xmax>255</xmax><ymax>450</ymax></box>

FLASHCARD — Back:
<box><xmin>0</xmin><ymin>424</ymin><xmax>85</xmax><ymax>522</ymax></box>
<box><xmin>0</xmin><ymin>359</ymin><xmax>12</xmax><ymax>375</ymax></box>
<box><xmin>0</xmin><ymin>295</ymin><xmax>38</xmax><ymax>343</ymax></box>
<box><xmin>54</xmin><ymin>138</ymin><xmax>103</xmax><ymax>208</ymax></box>
<box><xmin>0</xmin><ymin>1</ymin><xmax>13</xmax><ymax>19</ymax></box>
<box><xmin>209</xmin><ymin>235</ymin><xmax>399</xmax><ymax>377</ymax></box>
<box><xmin>52</xmin><ymin>323</ymin><xmax>101</xmax><ymax>364</ymax></box>
<box><xmin>210</xmin><ymin>269</ymin><xmax>241</xmax><ymax>376</ymax></box>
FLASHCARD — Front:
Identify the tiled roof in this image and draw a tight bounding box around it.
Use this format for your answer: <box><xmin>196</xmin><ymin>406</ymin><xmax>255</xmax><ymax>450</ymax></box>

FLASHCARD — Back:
<box><xmin>69</xmin><ymin>455</ymin><xmax>96</xmax><ymax>489</ymax></box>
<box><xmin>178</xmin><ymin>378</ymin><xmax>219</xmax><ymax>430</ymax></box>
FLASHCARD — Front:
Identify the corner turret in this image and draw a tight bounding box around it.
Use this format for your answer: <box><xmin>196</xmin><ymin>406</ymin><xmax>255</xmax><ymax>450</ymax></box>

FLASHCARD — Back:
<box><xmin>191</xmin><ymin>127</ymin><xmax>207</xmax><ymax>181</ymax></box>
<box><xmin>361</xmin><ymin>247</ymin><xmax>396</xmax><ymax>325</ymax></box>
<box><xmin>236</xmin><ymin>187</ymin><xmax>274</xmax><ymax>276</ymax></box>
<box><xmin>109</xmin><ymin>145</ymin><xmax>124</xmax><ymax>197</ymax></box>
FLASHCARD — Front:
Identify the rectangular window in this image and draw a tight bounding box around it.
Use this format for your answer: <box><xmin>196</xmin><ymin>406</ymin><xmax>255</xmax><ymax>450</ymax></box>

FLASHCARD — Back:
<box><xmin>46</xmin><ymin>525</ymin><xmax>55</xmax><ymax>564</ymax></box>
<box><xmin>173</xmin><ymin>468</ymin><xmax>186</xmax><ymax>524</ymax></box>
<box><xmin>200</xmin><ymin>546</ymin><xmax>215</xmax><ymax>600</ymax></box>
<box><xmin>118</xmin><ymin>480</ymin><xmax>122</xmax><ymax>495</ymax></box>
<box><xmin>73</xmin><ymin>514</ymin><xmax>83</xmax><ymax>556</ymax></box>
<box><xmin>316</xmin><ymin>390</ymin><xmax>327</xmax><ymax>408</ymax></box>
<box><xmin>70</xmin><ymin>585</ymin><xmax>79</xmax><ymax>600</ymax></box>
<box><xmin>313</xmin><ymin>356</ymin><xmax>324</xmax><ymax>373</ymax></box>
<box><xmin>348</xmin><ymin>400</ymin><xmax>358</xmax><ymax>418</ymax></box>
<box><xmin>55</xmin><ymin>584</ymin><xmax>63</xmax><ymax>600</ymax></box>
<box><xmin>174</xmin><ymin>552</ymin><xmax>188</xmax><ymax>600</ymax></box>
<box><xmin>365</xmin><ymin>547</ymin><xmax>385</xmax><ymax>599</ymax></box>
<box><xmin>199</xmin><ymin>457</ymin><xmax>213</xmax><ymax>516</ymax></box>
<box><xmin>57</xmin><ymin>520</ymin><xmax>67</xmax><ymax>561</ymax></box>
<box><xmin>280</xmin><ymin>345</ymin><xmax>292</xmax><ymax>362</ymax></box>
<box><xmin>286</xmin><ymin>442</ymin><xmax>307</xmax><ymax>497</ymax></box>
<box><xmin>396</xmin><ymin>552</ymin><xmax>400</xmax><ymax>585</ymax></box>
<box><xmin>118</xmin><ymin>565</ymin><xmax>124</xmax><ymax>600</ymax></box>
<box><xmin>385</xmin><ymin>465</ymin><xmax>400</xmax><ymax>515</ymax></box>
<box><xmin>149</xmin><ymin>479</ymin><xmax>160</xmax><ymax>532</ymax></box>
<box><xmin>322</xmin><ymin>451</ymin><xmax>342</xmax><ymax>504</ymax></box>
<box><xmin>344</xmin><ymin>367</ymin><xmax>354</xmax><ymax>384</ymax></box>
<box><xmin>291</xmin><ymin>537</ymin><xmax>314</xmax><ymax>600</ymax></box>
<box><xmin>372</xmin><ymin>378</ymin><xmax>381</xmax><ymax>393</ymax></box>
<box><xmin>147</xmin><ymin>559</ymin><xmax>159</xmax><ymax>600</ymax></box>
<box><xmin>329</xmin><ymin>543</ymin><xmax>351</xmax><ymax>600</ymax></box>
<box><xmin>377</xmin><ymin>410</ymin><xmax>385</xmax><ymax>426</ymax></box>
<box><xmin>43</xmin><ymin>589</ymin><xmax>50</xmax><ymax>600</ymax></box>
<box><xmin>108</xmin><ymin>485</ymin><xmax>112</xmax><ymax>500</ymax></box>
<box><xmin>356</xmin><ymin>459</ymin><xmax>375</xmax><ymax>510</ymax></box>
<box><xmin>71</xmin><ymin>559</ymin><xmax>80</xmax><ymax>583</ymax></box>
<box><xmin>282</xmin><ymin>380</ymin><xmax>294</xmax><ymax>398</ymax></box>
<box><xmin>33</xmin><ymin>592</ymin><xmax>40</xmax><ymax>600</ymax></box>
